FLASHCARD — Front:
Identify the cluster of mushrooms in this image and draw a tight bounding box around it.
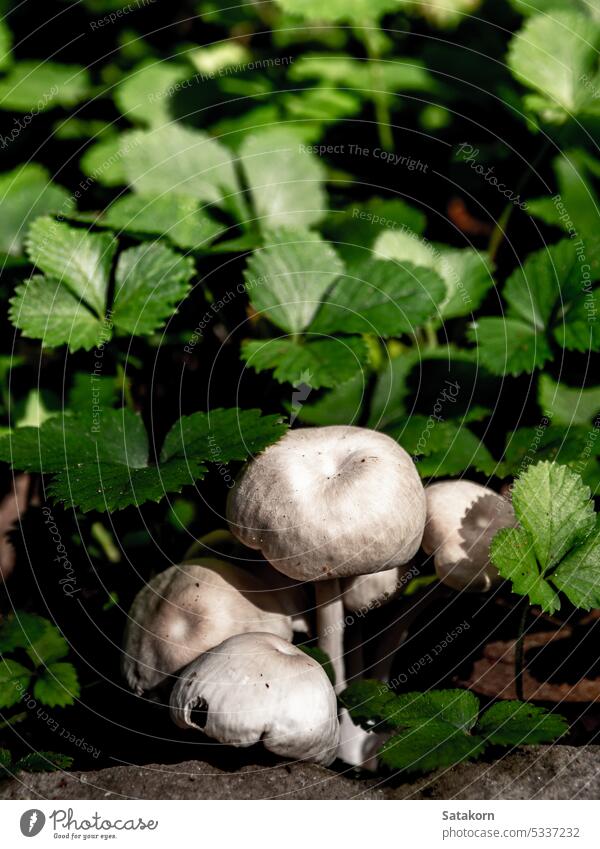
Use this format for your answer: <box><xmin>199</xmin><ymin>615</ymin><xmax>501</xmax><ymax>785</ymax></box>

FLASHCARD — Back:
<box><xmin>122</xmin><ymin>426</ymin><xmax>516</xmax><ymax>768</ymax></box>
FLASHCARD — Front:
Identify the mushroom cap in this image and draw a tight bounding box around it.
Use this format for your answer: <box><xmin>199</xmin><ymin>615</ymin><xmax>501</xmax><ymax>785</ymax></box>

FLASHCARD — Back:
<box><xmin>226</xmin><ymin>426</ymin><xmax>426</xmax><ymax>582</ymax></box>
<box><xmin>170</xmin><ymin>632</ymin><xmax>340</xmax><ymax>765</ymax></box>
<box><xmin>341</xmin><ymin>566</ymin><xmax>406</xmax><ymax>612</ymax></box>
<box><xmin>422</xmin><ymin>480</ymin><xmax>515</xmax><ymax>591</ymax></box>
<box><xmin>122</xmin><ymin>558</ymin><xmax>296</xmax><ymax>695</ymax></box>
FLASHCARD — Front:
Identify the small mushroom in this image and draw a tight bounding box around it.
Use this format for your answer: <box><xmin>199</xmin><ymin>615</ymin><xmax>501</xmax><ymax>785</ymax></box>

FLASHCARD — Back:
<box><xmin>341</xmin><ymin>567</ymin><xmax>405</xmax><ymax>613</ymax></box>
<box><xmin>170</xmin><ymin>631</ymin><xmax>340</xmax><ymax>765</ymax></box>
<box><xmin>422</xmin><ymin>480</ymin><xmax>516</xmax><ymax>592</ymax></box>
<box><xmin>122</xmin><ymin>557</ymin><xmax>300</xmax><ymax>695</ymax></box>
<box><xmin>226</xmin><ymin>425</ymin><xmax>426</xmax><ymax>764</ymax></box>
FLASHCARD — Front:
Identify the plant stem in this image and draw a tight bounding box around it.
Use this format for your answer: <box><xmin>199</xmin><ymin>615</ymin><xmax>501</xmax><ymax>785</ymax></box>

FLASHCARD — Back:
<box><xmin>361</xmin><ymin>25</ymin><xmax>394</xmax><ymax>151</ymax></box>
<box><xmin>514</xmin><ymin>598</ymin><xmax>529</xmax><ymax>701</ymax></box>
<box><xmin>424</xmin><ymin>321</ymin><xmax>438</xmax><ymax>349</ymax></box>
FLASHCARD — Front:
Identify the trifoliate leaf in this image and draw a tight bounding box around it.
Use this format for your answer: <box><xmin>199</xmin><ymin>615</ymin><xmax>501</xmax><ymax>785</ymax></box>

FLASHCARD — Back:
<box><xmin>490</xmin><ymin>527</ymin><xmax>560</xmax><ymax>614</ymax></box>
<box><xmin>100</xmin><ymin>194</ymin><xmax>224</xmax><ymax>250</ymax></box>
<box><xmin>15</xmin><ymin>752</ymin><xmax>74</xmax><ymax>773</ymax></box>
<box><xmin>25</xmin><ymin>217</ymin><xmax>117</xmax><ymax>316</ymax></box>
<box><xmin>311</xmin><ymin>258</ymin><xmax>446</xmax><ymax>337</ymax></box>
<box><xmin>507</xmin><ymin>11</ymin><xmax>600</xmax><ymax>121</ymax></box>
<box><xmin>33</xmin><ymin>662</ymin><xmax>80</xmax><ymax>708</ymax></box>
<box><xmin>120</xmin><ymin>124</ymin><xmax>239</xmax><ymax>213</ymax></box>
<box><xmin>241</xmin><ymin>337</ymin><xmax>368</xmax><ymax>389</ymax></box>
<box><xmin>467</xmin><ymin>317</ymin><xmax>553</xmax><ymax>376</ymax></box>
<box><xmin>512</xmin><ymin>460</ymin><xmax>595</xmax><ymax>570</ymax></box>
<box><xmin>0</xmin><ymin>660</ymin><xmax>31</xmax><ymax>708</ymax></box>
<box><xmin>552</xmin><ymin>518</ymin><xmax>600</xmax><ymax>610</ymax></box>
<box><xmin>239</xmin><ymin>127</ymin><xmax>327</xmax><ymax>230</ymax></box>
<box><xmin>114</xmin><ymin>60</ymin><xmax>189</xmax><ymax>126</ymax></box>
<box><xmin>478</xmin><ymin>701</ymin><xmax>568</xmax><ymax>746</ymax></box>
<box><xmin>374</xmin><ymin>230</ymin><xmax>493</xmax><ymax>320</ymax></box>
<box><xmin>0</xmin><ymin>165</ymin><xmax>72</xmax><ymax>256</ymax></box>
<box><xmin>112</xmin><ymin>241</ymin><xmax>195</xmax><ymax>336</ymax></box>
<box><xmin>243</xmin><ymin>230</ymin><xmax>345</xmax><ymax>333</ymax></box>
<box><xmin>0</xmin><ymin>408</ymin><xmax>286</xmax><ymax>513</ymax></box>
<box><xmin>0</xmin><ymin>62</ymin><xmax>90</xmax><ymax>111</ymax></box>
<box><xmin>538</xmin><ymin>374</ymin><xmax>600</xmax><ymax>426</ymax></box>
<box><xmin>0</xmin><ymin>613</ymin><xmax>49</xmax><ymax>654</ymax></box>
<box><xmin>11</xmin><ymin>219</ymin><xmax>195</xmax><ymax>351</ymax></box>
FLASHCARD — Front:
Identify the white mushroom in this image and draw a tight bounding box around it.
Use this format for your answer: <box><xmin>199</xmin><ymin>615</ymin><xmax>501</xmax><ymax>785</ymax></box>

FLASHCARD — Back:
<box><xmin>122</xmin><ymin>557</ymin><xmax>300</xmax><ymax>695</ymax></box>
<box><xmin>341</xmin><ymin>567</ymin><xmax>405</xmax><ymax>613</ymax></box>
<box><xmin>170</xmin><ymin>631</ymin><xmax>340</xmax><ymax>765</ymax></box>
<box><xmin>226</xmin><ymin>425</ymin><xmax>426</xmax><ymax>764</ymax></box>
<box><xmin>422</xmin><ymin>480</ymin><xmax>516</xmax><ymax>592</ymax></box>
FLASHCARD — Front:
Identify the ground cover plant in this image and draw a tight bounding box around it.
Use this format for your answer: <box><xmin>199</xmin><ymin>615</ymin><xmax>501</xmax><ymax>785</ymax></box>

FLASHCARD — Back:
<box><xmin>0</xmin><ymin>0</ymin><xmax>599</xmax><ymax>784</ymax></box>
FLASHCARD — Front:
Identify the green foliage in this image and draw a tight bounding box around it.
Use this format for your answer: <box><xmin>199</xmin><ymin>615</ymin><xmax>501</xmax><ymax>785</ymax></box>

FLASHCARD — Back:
<box><xmin>341</xmin><ymin>681</ymin><xmax>566</xmax><ymax>774</ymax></box>
<box><xmin>0</xmin><ymin>614</ymin><xmax>80</xmax><ymax>710</ymax></box>
<box><xmin>0</xmin><ymin>408</ymin><xmax>286</xmax><ymax>512</ymax></box>
<box><xmin>0</xmin><ymin>166</ymin><xmax>72</xmax><ymax>257</ymax></box>
<box><xmin>0</xmin><ymin>63</ymin><xmax>90</xmax><ymax>112</ymax></box>
<box><xmin>491</xmin><ymin>462</ymin><xmax>600</xmax><ymax>613</ymax></box>
<box><xmin>0</xmin><ymin>748</ymin><xmax>74</xmax><ymax>774</ymax></box>
<box><xmin>10</xmin><ymin>219</ymin><xmax>195</xmax><ymax>351</ymax></box>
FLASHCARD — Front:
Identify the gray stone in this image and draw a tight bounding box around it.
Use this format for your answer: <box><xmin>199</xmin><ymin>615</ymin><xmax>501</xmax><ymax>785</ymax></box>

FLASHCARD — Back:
<box><xmin>1</xmin><ymin>746</ymin><xmax>598</xmax><ymax>800</ymax></box>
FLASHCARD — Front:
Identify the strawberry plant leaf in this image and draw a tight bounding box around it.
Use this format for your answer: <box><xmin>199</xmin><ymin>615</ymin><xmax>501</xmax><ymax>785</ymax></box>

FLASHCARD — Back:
<box><xmin>114</xmin><ymin>60</ymin><xmax>189</xmax><ymax>127</ymax></box>
<box><xmin>0</xmin><ymin>165</ymin><xmax>72</xmax><ymax>256</ymax></box>
<box><xmin>552</xmin><ymin>518</ymin><xmax>600</xmax><ymax>610</ymax></box>
<box><xmin>0</xmin><ymin>62</ymin><xmax>90</xmax><ymax>112</ymax></box>
<box><xmin>0</xmin><ymin>613</ymin><xmax>51</xmax><ymax>654</ymax></box>
<box><xmin>468</xmin><ymin>317</ymin><xmax>553</xmax><ymax>376</ymax></box>
<box><xmin>311</xmin><ymin>258</ymin><xmax>446</xmax><ymax>337</ymax></box>
<box><xmin>0</xmin><ymin>660</ymin><xmax>31</xmax><ymax>708</ymax></box>
<box><xmin>478</xmin><ymin>701</ymin><xmax>568</xmax><ymax>746</ymax></box>
<box><xmin>241</xmin><ymin>337</ymin><xmax>368</xmax><ymax>389</ymax></box>
<box><xmin>243</xmin><ymin>230</ymin><xmax>345</xmax><ymax>333</ymax></box>
<box><xmin>490</xmin><ymin>527</ymin><xmax>560</xmax><ymax>614</ymax></box>
<box><xmin>33</xmin><ymin>662</ymin><xmax>80</xmax><ymax>708</ymax></box>
<box><xmin>378</xmin><ymin>721</ymin><xmax>485</xmax><ymax>774</ymax></box>
<box><xmin>239</xmin><ymin>127</ymin><xmax>327</xmax><ymax>230</ymax></box>
<box><xmin>538</xmin><ymin>374</ymin><xmax>600</xmax><ymax>426</ymax></box>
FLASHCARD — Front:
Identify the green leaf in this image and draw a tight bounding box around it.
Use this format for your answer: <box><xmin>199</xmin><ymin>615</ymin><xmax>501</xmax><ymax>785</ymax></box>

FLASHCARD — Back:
<box><xmin>507</xmin><ymin>11</ymin><xmax>600</xmax><ymax>121</ymax></box>
<box><xmin>538</xmin><ymin>374</ymin><xmax>600</xmax><ymax>426</ymax></box>
<box><xmin>80</xmin><ymin>135</ymin><xmax>127</xmax><ymax>188</ymax></box>
<box><xmin>112</xmin><ymin>241</ymin><xmax>195</xmax><ymax>335</ymax></box>
<box><xmin>379</xmin><ymin>721</ymin><xmax>485</xmax><ymax>774</ymax></box>
<box><xmin>501</xmin><ymin>425</ymin><xmax>600</xmax><ymax>491</ymax></box>
<box><xmin>121</xmin><ymin>125</ymin><xmax>239</xmax><ymax>212</ymax></box>
<box><xmin>298</xmin><ymin>646</ymin><xmax>336</xmax><ymax>686</ymax></box>
<box><xmin>512</xmin><ymin>460</ymin><xmax>595</xmax><ymax>570</ymax></box>
<box><xmin>241</xmin><ymin>337</ymin><xmax>368</xmax><ymax>389</ymax></box>
<box><xmin>0</xmin><ymin>62</ymin><xmax>90</xmax><ymax>111</ymax></box>
<box><xmin>0</xmin><ymin>20</ymin><xmax>12</xmax><ymax>71</ymax></box>
<box><xmin>10</xmin><ymin>275</ymin><xmax>106</xmax><ymax>353</ymax></box>
<box><xmin>26</xmin><ymin>627</ymin><xmax>69</xmax><ymax>668</ymax></box>
<box><xmin>239</xmin><ymin>127</ymin><xmax>327</xmax><ymax>230</ymax></box>
<box><xmin>388</xmin><ymin>416</ymin><xmax>496</xmax><ymax>477</ymax></box>
<box><xmin>490</xmin><ymin>527</ymin><xmax>560</xmax><ymax>614</ymax></box>
<box><xmin>374</xmin><ymin>230</ymin><xmax>493</xmax><ymax>320</ymax></box>
<box><xmin>467</xmin><ymin>317</ymin><xmax>552</xmax><ymax>376</ymax></box>
<box><xmin>554</xmin><ymin>287</ymin><xmax>600</xmax><ymax>353</ymax></box>
<box><xmin>0</xmin><ymin>165</ymin><xmax>72</xmax><ymax>256</ymax></box>
<box><xmin>311</xmin><ymin>258</ymin><xmax>446</xmax><ymax>338</ymax></box>
<box><xmin>69</xmin><ymin>373</ymin><xmax>119</xmax><ymax>413</ymax></box>
<box><xmin>100</xmin><ymin>194</ymin><xmax>224</xmax><ymax>250</ymax></box>
<box><xmin>114</xmin><ymin>60</ymin><xmax>189</xmax><ymax>126</ymax></box>
<box><xmin>477</xmin><ymin>701</ymin><xmax>567</xmax><ymax>746</ymax></box>
<box><xmin>0</xmin><ymin>408</ymin><xmax>286</xmax><ymax>513</ymax></box>
<box><xmin>0</xmin><ymin>660</ymin><xmax>31</xmax><ymax>708</ymax></box>
<box><xmin>16</xmin><ymin>751</ymin><xmax>74</xmax><ymax>773</ymax></box>
<box><xmin>0</xmin><ymin>748</ymin><xmax>11</xmax><ymax>770</ymax></box>
<box><xmin>273</xmin><ymin>0</ymin><xmax>402</xmax><ymax>23</ymax></box>
<box><xmin>0</xmin><ymin>613</ymin><xmax>49</xmax><ymax>654</ymax></box>
<box><xmin>243</xmin><ymin>230</ymin><xmax>345</xmax><ymax>333</ymax></box>
<box><xmin>25</xmin><ymin>217</ymin><xmax>117</xmax><ymax>316</ymax></box>
<box><xmin>552</xmin><ymin>518</ymin><xmax>600</xmax><ymax>610</ymax></box>
<box><xmin>33</xmin><ymin>662</ymin><xmax>80</xmax><ymax>708</ymax></box>
<box><xmin>290</xmin><ymin>373</ymin><xmax>364</xmax><ymax>426</ymax></box>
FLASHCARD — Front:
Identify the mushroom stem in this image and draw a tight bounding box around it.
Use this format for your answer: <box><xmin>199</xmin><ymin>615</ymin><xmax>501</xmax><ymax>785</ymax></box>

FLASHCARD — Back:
<box><xmin>314</xmin><ymin>579</ymin><xmax>346</xmax><ymax>695</ymax></box>
<box><xmin>314</xmin><ymin>579</ymin><xmax>372</xmax><ymax>767</ymax></box>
